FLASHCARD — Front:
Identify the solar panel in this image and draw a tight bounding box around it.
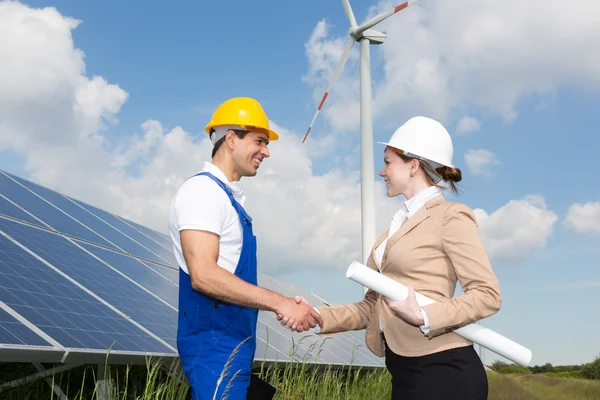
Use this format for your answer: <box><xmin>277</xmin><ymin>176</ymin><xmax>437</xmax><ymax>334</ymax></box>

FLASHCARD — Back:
<box><xmin>77</xmin><ymin>242</ymin><xmax>178</xmax><ymax>308</ymax></box>
<box><xmin>0</xmin><ymin>172</ymin><xmax>117</xmax><ymax>250</ymax></box>
<box><xmin>141</xmin><ymin>260</ymin><xmax>179</xmax><ymax>284</ymax></box>
<box><xmin>4</xmin><ymin>172</ymin><xmax>171</xmax><ymax>265</ymax></box>
<box><xmin>69</xmin><ymin>197</ymin><xmax>176</xmax><ymax>266</ymax></box>
<box><xmin>0</xmin><ymin>194</ymin><xmax>42</xmax><ymax>226</ymax></box>
<box><xmin>0</xmin><ymin>308</ymin><xmax>50</xmax><ymax>347</ymax></box>
<box><xmin>0</xmin><ymin>169</ymin><xmax>384</xmax><ymax>369</ymax></box>
<box><xmin>0</xmin><ymin>223</ymin><xmax>174</xmax><ymax>357</ymax></box>
<box><xmin>0</xmin><ymin>218</ymin><xmax>178</xmax><ymax>349</ymax></box>
<box><xmin>116</xmin><ymin>215</ymin><xmax>174</xmax><ymax>252</ymax></box>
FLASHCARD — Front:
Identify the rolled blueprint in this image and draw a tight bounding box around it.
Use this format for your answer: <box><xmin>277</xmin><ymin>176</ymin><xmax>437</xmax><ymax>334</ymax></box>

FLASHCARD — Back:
<box><xmin>346</xmin><ymin>261</ymin><xmax>532</xmax><ymax>366</ymax></box>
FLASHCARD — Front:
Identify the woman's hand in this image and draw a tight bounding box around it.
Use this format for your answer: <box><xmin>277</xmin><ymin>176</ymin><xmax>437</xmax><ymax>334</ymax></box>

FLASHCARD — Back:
<box><xmin>384</xmin><ymin>286</ymin><xmax>425</xmax><ymax>327</ymax></box>
<box><xmin>277</xmin><ymin>296</ymin><xmax>322</xmax><ymax>330</ymax></box>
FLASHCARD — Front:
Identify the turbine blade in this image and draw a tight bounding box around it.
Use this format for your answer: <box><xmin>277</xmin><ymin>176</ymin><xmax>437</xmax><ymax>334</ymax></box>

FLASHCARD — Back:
<box><xmin>342</xmin><ymin>0</ymin><xmax>358</xmax><ymax>27</ymax></box>
<box><xmin>355</xmin><ymin>0</ymin><xmax>421</xmax><ymax>36</ymax></box>
<box><xmin>302</xmin><ymin>37</ymin><xmax>355</xmax><ymax>144</ymax></box>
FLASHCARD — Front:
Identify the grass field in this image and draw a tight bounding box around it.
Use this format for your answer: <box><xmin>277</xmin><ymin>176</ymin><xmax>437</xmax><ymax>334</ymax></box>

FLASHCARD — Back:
<box><xmin>488</xmin><ymin>372</ymin><xmax>600</xmax><ymax>400</ymax></box>
<box><xmin>1</xmin><ymin>361</ymin><xmax>600</xmax><ymax>399</ymax></box>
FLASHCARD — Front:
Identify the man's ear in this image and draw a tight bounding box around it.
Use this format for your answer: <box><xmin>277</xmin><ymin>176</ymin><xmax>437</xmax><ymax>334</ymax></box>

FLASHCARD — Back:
<box><xmin>224</xmin><ymin>129</ymin><xmax>236</xmax><ymax>150</ymax></box>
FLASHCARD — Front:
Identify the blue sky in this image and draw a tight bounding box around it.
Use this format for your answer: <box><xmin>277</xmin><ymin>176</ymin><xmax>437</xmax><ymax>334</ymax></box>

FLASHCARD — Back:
<box><xmin>1</xmin><ymin>0</ymin><xmax>599</xmax><ymax>367</ymax></box>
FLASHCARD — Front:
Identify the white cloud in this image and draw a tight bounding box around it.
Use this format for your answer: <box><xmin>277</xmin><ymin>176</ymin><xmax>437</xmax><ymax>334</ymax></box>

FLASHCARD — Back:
<box><xmin>464</xmin><ymin>149</ymin><xmax>500</xmax><ymax>176</ymax></box>
<box><xmin>0</xmin><ymin>1</ymin><xmax>127</xmax><ymax>153</ymax></box>
<box><xmin>304</xmin><ymin>0</ymin><xmax>600</xmax><ymax>132</ymax></box>
<box><xmin>473</xmin><ymin>195</ymin><xmax>558</xmax><ymax>261</ymax></box>
<box><xmin>0</xmin><ymin>1</ymin><xmax>403</xmax><ymax>273</ymax></box>
<box><xmin>456</xmin><ymin>116</ymin><xmax>481</xmax><ymax>134</ymax></box>
<box><xmin>564</xmin><ymin>202</ymin><xmax>600</xmax><ymax>234</ymax></box>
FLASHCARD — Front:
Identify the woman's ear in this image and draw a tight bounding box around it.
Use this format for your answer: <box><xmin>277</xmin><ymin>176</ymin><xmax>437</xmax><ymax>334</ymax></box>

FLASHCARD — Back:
<box><xmin>410</xmin><ymin>159</ymin><xmax>420</xmax><ymax>177</ymax></box>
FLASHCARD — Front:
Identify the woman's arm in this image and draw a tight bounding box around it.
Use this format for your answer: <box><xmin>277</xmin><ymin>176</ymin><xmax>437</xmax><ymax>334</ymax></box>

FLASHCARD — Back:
<box><xmin>317</xmin><ymin>282</ymin><xmax>379</xmax><ymax>334</ymax></box>
<box><xmin>422</xmin><ymin>203</ymin><xmax>502</xmax><ymax>338</ymax></box>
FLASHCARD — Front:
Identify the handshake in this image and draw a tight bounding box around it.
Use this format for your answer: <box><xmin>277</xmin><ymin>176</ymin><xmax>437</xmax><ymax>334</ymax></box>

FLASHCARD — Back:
<box><xmin>275</xmin><ymin>296</ymin><xmax>323</xmax><ymax>333</ymax></box>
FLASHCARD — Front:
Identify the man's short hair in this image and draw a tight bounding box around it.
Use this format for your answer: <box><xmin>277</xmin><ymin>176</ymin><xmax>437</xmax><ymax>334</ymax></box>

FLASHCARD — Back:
<box><xmin>211</xmin><ymin>129</ymin><xmax>248</xmax><ymax>158</ymax></box>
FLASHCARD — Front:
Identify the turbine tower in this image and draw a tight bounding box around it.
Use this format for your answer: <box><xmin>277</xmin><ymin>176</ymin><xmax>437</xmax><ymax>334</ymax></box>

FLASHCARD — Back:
<box><xmin>303</xmin><ymin>0</ymin><xmax>422</xmax><ymax>267</ymax></box>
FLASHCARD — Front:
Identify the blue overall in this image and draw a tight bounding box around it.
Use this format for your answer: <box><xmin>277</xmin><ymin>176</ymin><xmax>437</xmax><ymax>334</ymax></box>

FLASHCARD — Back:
<box><xmin>177</xmin><ymin>172</ymin><xmax>258</xmax><ymax>400</ymax></box>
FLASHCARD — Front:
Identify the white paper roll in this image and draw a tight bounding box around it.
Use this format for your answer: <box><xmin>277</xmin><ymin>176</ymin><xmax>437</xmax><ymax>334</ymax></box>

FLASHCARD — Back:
<box><xmin>346</xmin><ymin>261</ymin><xmax>532</xmax><ymax>366</ymax></box>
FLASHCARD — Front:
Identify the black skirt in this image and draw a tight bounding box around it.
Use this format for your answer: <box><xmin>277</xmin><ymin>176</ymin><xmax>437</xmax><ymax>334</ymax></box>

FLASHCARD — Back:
<box><xmin>384</xmin><ymin>341</ymin><xmax>488</xmax><ymax>400</ymax></box>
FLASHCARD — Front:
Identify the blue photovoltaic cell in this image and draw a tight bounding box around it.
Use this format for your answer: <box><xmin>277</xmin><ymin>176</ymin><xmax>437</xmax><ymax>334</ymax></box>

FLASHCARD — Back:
<box><xmin>255</xmin><ymin>321</ymin><xmax>291</xmax><ymax>362</ymax></box>
<box><xmin>77</xmin><ymin>241</ymin><xmax>178</xmax><ymax>308</ymax></box>
<box><xmin>0</xmin><ymin>223</ymin><xmax>172</xmax><ymax>353</ymax></box>
<box><xmin>0</xmin><ymin>308</ymin><xmax>51</xmax><ymax>347</ymax></box>
<box><xmin>141</xmin><ymin>261</ymin><xmax>179</xmax><ymax>285</ymax></box>
<box><xmin>0</xmin><ymin>195</ymin><xmax>42</xmax><ymax>226</ymax></box>
<box><xmin>6</xmin><ymin>172</ymin><xmax>173</xmax><ymax>267</ymax></box>
<box><xmin>0</xmin><ymin>173</ymin><xmax>117</xmax><ymax>251</ymax></box>
<box><xmin>117</xmin><ymin>215</ymin><xmax>173</xmax><ymax>251</ymax></box>
<box><xmin>0</xmin><ymin>218</ymin><xmax>178</xmax><ymax>349</ymax></box>
<box><xmin>69</xmin><ymin>198</ymin><xmax>176</xmax><ymax>267</ymax></box>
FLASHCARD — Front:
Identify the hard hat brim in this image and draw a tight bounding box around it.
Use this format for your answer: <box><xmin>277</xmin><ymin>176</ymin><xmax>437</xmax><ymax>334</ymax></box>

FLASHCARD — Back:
<box><xmin>205</xmin><ymin>125</ymin><xmax>279</xmax><ymax>141</ymax></box>
<box><xmin>377</xmin><ymin>141</ymin><xmax>454</xmax><ymax>168</ymax></box>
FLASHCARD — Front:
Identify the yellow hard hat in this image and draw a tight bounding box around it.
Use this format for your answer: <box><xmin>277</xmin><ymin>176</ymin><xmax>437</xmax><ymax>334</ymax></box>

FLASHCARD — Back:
<box><xmin>205</xmin><ymin>97</ymin><xmax>279</xmax><ymax>141</ymax></box>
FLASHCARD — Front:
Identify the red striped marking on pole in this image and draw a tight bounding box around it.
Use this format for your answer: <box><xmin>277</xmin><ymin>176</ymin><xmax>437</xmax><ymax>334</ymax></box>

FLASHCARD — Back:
<box><xmin>302</xmin><ymin>127</ymin><xmax>312</xmax><ymax>144</ymax></box>
<box><xmin>318</xmin><ymin>92</ymin><xmax>329</xmax><ymax>110</ymax></box>
<box><xmin>394</xmin><ymin>2</ymin><xmax>408</xmax><ymax>13</ymax></box>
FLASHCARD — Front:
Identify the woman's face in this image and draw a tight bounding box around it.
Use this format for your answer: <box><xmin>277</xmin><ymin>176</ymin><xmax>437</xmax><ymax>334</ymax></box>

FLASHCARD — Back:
<box><xmin>379</xmin><ymin>147</ymin><xmax>412</xmax><ymax>198</ymax></box>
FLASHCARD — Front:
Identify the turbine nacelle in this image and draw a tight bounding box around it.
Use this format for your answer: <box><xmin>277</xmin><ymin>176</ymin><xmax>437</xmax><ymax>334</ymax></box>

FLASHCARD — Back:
<box><xmin>354</xmin><ymin>29</ymin><xmax>387</xmax><ymax>45</ymax></box>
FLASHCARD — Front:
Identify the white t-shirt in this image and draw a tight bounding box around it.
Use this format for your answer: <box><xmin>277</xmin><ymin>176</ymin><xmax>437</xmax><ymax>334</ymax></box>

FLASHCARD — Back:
<box><xmin>168</xmin><ymin>162</ymin><xmax>245</xmax><ymax>275</ymax></box>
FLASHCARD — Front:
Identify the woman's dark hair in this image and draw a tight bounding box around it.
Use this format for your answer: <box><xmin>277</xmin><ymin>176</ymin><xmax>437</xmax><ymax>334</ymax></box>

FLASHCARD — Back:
<box><xmin>392</xmin><ymin>149</ymin><xmax>462</xmax><ymax>195</ymax></box>
<box><xmin>211</xmin><ymin>129</ymin><xmax>248</xmax><ymax>158</ymax></box>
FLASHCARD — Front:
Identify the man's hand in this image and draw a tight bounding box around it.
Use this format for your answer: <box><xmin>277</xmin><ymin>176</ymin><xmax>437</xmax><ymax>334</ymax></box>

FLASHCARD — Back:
<box><xmin>275</xmin><ymin>297</ymin><xmax>323</xmax><ymax>332</ymax></box>
<box><xmin>276</xmin><ymin>296</ymin><xmax>323</xmax><ymax>332</ymax></box>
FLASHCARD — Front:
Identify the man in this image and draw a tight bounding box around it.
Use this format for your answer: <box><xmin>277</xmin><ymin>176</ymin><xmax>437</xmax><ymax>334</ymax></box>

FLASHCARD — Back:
<box><xmin>168</xmin><ymin>97</ymin><xmax>322</xmax><ymax>400</ymax></box>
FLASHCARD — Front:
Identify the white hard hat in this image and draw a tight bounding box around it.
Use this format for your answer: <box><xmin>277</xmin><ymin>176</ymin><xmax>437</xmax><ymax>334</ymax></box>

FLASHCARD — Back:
<box><xmin>378</xmin><ymin>116</ymin><xmax>454</xmax><ymax>169</ymax></box>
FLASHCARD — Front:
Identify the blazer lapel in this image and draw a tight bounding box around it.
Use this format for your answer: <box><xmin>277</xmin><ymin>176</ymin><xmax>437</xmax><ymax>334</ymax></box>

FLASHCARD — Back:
<box><xmin>369</xmin><ymin>230</ymin><xmax>389</xmax><ymax>268</ymax></box>
<box><xmin>381</xmin><ymin>195</ymin><xmax>445</xmax><ymax>267</ymax></box>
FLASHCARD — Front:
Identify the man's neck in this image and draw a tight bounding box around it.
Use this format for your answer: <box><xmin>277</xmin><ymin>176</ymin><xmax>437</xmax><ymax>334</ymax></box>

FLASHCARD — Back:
<box><xmin>211</xmin><ymin>157</ymin><xmax>240</xmax><ymax>182</ymax></box>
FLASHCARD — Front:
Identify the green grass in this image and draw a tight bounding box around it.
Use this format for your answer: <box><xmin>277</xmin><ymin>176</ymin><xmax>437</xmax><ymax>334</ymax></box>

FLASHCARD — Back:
<box><xmin>2</xmin><ymin>357</ymin><xmax>599</xmax><ymax>399</ymax></box>
<box><xmin>486</xmin><ymin>372</ymin><xmax>600</xmax><ymax>400</ymax></box>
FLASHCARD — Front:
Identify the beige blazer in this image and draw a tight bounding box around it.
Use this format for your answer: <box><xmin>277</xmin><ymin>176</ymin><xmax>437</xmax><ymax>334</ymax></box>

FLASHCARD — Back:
<box><xmin>317</xmin><ymin>195</ymin><xmax>502</xmax><ymax>358</ymax></box>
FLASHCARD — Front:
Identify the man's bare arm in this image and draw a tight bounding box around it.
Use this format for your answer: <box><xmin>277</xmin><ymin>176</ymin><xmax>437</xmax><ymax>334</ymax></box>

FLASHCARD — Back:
<box><xmin>180</xmin><ymin>230</ymin><xmax>322</xmax><ymax>330</ymax></box>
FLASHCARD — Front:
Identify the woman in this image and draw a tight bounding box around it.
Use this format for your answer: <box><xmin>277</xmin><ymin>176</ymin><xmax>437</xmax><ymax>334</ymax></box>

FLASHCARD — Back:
<box><xmin>285</xmin><ymin>116</ymin><xmax>501</xmax><ymax>399</ymax></box>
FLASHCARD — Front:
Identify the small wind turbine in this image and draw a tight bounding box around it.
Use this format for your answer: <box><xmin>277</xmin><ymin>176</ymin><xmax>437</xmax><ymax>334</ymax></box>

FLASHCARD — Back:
<box><xmin>303</xmin><ymin>0</ymin><xmax>422</xmax><ymax>266</ymax></box>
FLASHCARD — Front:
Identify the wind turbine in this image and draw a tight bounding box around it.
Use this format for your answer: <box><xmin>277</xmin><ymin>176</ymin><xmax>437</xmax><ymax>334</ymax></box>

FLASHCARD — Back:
<box><xmin>303</xmin><ymin>0</ymin><xmax>422</xmax><ymax>266</ymax></box>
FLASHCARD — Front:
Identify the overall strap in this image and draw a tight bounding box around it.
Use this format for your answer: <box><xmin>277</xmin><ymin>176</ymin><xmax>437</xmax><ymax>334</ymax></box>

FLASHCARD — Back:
<box><xmin>192</xmin><ymin>172</ymin><xmax>252</xmax><ymax>224</ymax></box>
